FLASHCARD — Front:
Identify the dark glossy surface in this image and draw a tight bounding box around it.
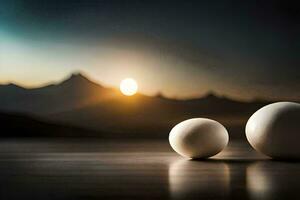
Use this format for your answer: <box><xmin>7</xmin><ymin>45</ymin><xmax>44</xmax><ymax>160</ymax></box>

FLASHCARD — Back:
<box><xmin>0</xmin><ymin>139</ymin><xmax>299</xmax><ymax>200</ymax></box>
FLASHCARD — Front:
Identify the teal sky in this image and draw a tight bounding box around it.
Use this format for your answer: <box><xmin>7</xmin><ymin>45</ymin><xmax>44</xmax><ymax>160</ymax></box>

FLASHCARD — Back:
<box><xmin>0</xmin><ymin>30</ymin><xmax>217</xmax><ymax>98</ymax></box>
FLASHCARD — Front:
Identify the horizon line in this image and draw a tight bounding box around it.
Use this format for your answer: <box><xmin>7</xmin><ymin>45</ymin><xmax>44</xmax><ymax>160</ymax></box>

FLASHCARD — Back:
<box><xmin>0</xmin><ymin>71</ymin><xmax>297</xmax><ymax>103</ymax></box>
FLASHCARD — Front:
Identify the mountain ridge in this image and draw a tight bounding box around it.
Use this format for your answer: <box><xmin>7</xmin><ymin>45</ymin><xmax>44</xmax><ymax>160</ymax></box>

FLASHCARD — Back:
<box><xmin>0</xmin><ymin>72</ymin><xmax>277</xmax><ymax>138</ymax></box>
<box><xmin>0</xmin><ymin>72</ymin><xmax>271</xmax><ymax>103</ymax></box>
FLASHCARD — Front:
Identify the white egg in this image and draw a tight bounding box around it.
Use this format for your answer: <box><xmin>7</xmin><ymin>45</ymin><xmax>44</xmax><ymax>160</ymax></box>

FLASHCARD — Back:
<box><xmin>246</xmin><ymin>102</ymin><xmax>300</xmax><ymax>159</ymax></box>
<box><xmin>169</xmin><ymin>118</ymin><xmax>229</xmax><ymax>159</ymax></box>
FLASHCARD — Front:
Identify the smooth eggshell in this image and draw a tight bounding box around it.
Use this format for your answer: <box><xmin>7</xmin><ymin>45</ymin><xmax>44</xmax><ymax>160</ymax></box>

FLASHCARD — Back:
<box><xmin>246</xmin><ymin>102</ymin><xmax>300</xmax><ymax>159</ymax></box>
<box><xmin>169</xmin><ymin>118</ymin><xmax>229</xmax><ymax>159</ymax></box>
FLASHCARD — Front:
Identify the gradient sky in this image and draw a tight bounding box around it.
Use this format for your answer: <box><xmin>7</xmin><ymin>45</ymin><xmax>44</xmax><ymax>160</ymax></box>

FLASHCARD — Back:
<box><xmin>0</xmin><ymin>0</ymin><xmax>299</xmax><ymax>100</ymax></box>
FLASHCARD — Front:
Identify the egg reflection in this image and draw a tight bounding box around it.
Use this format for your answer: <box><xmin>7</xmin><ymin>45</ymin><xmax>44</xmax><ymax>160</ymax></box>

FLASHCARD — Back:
<box><xmin>247</xmin><ymin>162</ymin><xmax>300</xmax><ymax>200</ymax></box>
<box><xmin>168</xmin><ymin>159</ymin><xmax>230</xmax><ymax>199</ymax></box>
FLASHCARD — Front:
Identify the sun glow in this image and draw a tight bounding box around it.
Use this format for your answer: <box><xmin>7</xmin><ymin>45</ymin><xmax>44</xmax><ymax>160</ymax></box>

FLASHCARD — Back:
<box><xmin>120</xmin><ymin>78</ymin><xmax>138</xmax><ymax>96</ymax></box>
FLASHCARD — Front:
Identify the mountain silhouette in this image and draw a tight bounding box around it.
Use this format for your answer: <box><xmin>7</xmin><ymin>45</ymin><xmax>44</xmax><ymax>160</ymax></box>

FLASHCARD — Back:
<box><xmin>0</xmin><ymin>72</ymin><xmax>118</xmax><ymax>114</ymax></box>
<box><xmin>0</xmin><ymin>72</ymin><xmax>272</xmax><ymax>138</ymax></box>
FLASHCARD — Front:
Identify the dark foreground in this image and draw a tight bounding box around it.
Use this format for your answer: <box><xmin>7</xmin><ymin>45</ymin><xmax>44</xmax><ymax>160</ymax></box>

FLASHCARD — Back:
<box><xmin>0</xmin><ymin>139</ymin><xmax>299</xmax><ymax>200</ymax></box>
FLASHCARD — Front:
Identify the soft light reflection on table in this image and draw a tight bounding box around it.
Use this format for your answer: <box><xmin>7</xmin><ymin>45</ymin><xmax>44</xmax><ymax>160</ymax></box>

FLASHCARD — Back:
<box><xmin>169</xmin><ymin>159</ymin><xmax>230</xmax><ymax>199</ymax></box>
<box><xmin>0</xmin><ymin>139</ymin><xmax>299</xmax><ymax>200</ymax></box>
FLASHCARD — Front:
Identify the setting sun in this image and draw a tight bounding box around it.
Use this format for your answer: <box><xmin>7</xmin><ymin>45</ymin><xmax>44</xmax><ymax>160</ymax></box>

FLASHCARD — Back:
<box><xmin>120</xmin><ymin>78</ymin><xmax>138</xmax><ymax>96</ymax></box>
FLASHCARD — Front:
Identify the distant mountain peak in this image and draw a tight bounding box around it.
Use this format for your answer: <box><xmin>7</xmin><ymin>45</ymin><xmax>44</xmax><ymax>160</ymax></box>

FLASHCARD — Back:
<box><xmin>154</xmin><ymin>92</ymin><xmax>167</xmax><ymax>99</ymax></box>
<box><xmin>68</xmin><ymin>71</ymin><xmax>88</xmax><ymax>80</ymax></box>
<box><xmin>61</xmin><ymin>72</ymin><xmax>92</xmax><ymax>84</ymax></box>
<box><xmin>4</xmin><ymin>83</ymin><xmax>19</xmax><ymax>87</ymax></box>
<box><xmin>0</xmin><ymin>83</ymin><xmax>25</xmax><ymax>90</ymax></box>
<box><xmin>202</xmin><ymin>91</ymin><xmax>221</xmax><ymax>99</ymax></box>
<box><xmin>57</xmin><ymin>72</ymin><xmax>105</xmax><ymax>90</ymax></box>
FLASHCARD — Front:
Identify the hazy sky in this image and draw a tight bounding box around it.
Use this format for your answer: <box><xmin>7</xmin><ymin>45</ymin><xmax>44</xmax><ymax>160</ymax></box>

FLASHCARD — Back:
<box><xmin>0</xmin><ymin>0</ymin><xmax>299</xmax><ymax>100</ymax></box>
